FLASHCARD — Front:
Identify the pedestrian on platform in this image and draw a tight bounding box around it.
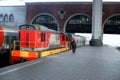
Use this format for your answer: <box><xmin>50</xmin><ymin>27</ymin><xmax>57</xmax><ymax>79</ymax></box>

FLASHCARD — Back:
<box><xmin>70</xmin><ymin>39</ymin><xmax>76</xmax><ymax>53</ymax></box>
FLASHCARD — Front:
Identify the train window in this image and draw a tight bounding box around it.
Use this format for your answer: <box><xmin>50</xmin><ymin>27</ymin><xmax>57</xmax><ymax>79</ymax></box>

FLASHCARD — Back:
<box><xmin>12</xmin><ymin>36</ymin><xmax>16</xmax><ymax>42</ymax></box>
<box><xmin>56</xmin><ymin>35</ymin><xmax>59</xmax><ymax>40</ymax></box>
<box><xmin>28</xmin><ymin>26</ymin><xmax>36</xmax><ymax>30</ymax></box>
<box><xmin>19</xmin><ymin>25</ymin><xmax>36</xmax><ymax>30</ymax></box>
<box><xmin>41</xmin><ymin>33</ymin><xmax>45</xmax><ymax>42</ymax></box>
<box><xmin>19</xmin><ymin>25</ymin><xmax>26</xmax><ymax>30</ymax></box>
<box><xmin>4</xmin><ymin>36</ymin><xmax>9</xmax><ymax>44</ymax></box>
<box><xmin>62</xmin><ymin>35</ymin><xmax>65</xmax><ymax>41</ymax></box>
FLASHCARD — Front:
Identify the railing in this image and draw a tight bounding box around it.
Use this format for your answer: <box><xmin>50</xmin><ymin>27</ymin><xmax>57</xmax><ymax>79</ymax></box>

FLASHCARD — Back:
<box><xmin>10</xmin><ymin>40</ymin><xmax>20</xmax><ymax>51</ymax></box>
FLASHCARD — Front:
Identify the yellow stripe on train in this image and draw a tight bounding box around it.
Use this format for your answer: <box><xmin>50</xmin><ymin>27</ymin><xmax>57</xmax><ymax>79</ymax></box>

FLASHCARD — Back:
<box><xmin>20</xmin><ymin>51</ymin><xmax>29</xmax><ymax>57</ymax></box>
<box><xmin>11</xmin><ymin>47</ymin><xmax>70</xmax><ymax>64</ymax></box>
<box><xmin>11</xmin><ymin>50</ymin><xmax>39</xmax><ymax>64</ymax></box>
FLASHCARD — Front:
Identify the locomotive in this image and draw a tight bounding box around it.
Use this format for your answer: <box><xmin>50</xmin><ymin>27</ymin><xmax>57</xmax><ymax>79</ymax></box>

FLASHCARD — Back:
<box><xmin>11</xmin><ymin>24</ymin><xmax>86</xmax><ymax>64</ymax></box>
<box><xmin>0</xmin><ymin>25</ymin><xmax>19</xmax><ymax>67</ymax></box>
<box><xmin>19</xmin><ymin>24</ymin><xmax>68</xmax><ymax>51</ymax></box>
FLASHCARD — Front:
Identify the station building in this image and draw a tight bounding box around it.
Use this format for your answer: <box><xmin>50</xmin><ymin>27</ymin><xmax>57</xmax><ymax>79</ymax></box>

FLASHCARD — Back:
<box><xmin>0</xmin><ymin>2</ymin><xmax>120</xmax><ymax>34</ymax></box>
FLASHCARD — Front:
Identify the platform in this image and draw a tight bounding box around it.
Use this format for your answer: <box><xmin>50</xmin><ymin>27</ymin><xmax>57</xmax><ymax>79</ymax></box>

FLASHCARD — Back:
<box><xmin>0</xmin><ymin>45</ymin><xmax>120</xmax><ymax>80</ymax></box>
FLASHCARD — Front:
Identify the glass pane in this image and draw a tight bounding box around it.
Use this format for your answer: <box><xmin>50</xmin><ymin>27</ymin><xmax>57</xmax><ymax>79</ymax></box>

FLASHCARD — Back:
<box><xmin>32</xmin><ymin>14</ymin><xmax>58</xmax><ymax>31</ymax></box>
<box><xmin>66</xmin><ymin>15</ymin><xmax>92</xmax><ymax>33</ymax></box>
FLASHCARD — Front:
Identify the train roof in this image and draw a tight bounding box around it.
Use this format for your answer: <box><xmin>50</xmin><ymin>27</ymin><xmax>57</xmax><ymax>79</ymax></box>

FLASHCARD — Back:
<box><xmin>0</xmin><ymin>24</ymin><xmax>19</xmax><ymax>31</ymax></box>
<box><xmin>19</xmin><ymin>24</ymin><xmax>60</xmax><ymax>33</ymax></box>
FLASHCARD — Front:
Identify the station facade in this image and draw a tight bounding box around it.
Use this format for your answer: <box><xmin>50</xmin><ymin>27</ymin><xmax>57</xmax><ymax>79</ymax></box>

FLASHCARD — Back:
<box><xmin>0</xmin><ymin>2</ymin><xmax>120</xmax><ymax>34</ymax></box>
<box><xmin>26</xmin><ymin>2</ymin><xmax>120</xmax><ymax>34</ymax></box>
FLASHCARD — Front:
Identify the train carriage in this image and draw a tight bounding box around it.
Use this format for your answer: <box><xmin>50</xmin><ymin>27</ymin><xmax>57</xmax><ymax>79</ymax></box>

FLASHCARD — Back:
<box><xmin>0</xmin><ymin>25</ymin><xmax>19</xmax><ymax>53</ymax></box>
<box><xmin>0</xmin><ymin>25</ymin><xmax>19</xmax><ymax>67</ymax></box>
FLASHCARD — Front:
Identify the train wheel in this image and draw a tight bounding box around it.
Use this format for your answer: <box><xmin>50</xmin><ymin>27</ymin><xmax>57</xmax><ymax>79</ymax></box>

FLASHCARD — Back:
<box><xmin>20</xmin><ymin>58</ymin><xmax>27</xmax><ymax>62</ymax></box>
<box><xmin>37</xmin><ymin>51</ymin><xmax>41</xmax><ymax>58</ymax></box>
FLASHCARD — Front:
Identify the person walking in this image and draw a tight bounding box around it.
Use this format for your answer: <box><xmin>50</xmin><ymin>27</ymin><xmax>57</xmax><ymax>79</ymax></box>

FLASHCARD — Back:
<box><xmin>70</xmin><ymin>39</ymin><xmax>76</xmax><ymax>53</ymax></box>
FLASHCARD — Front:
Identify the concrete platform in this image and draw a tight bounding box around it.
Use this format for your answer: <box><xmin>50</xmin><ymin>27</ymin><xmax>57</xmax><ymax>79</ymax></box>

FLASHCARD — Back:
<box><xmin>0</xmin><ymin>45</ymin><xmax>120</xmax><ymax>80</ymax></box>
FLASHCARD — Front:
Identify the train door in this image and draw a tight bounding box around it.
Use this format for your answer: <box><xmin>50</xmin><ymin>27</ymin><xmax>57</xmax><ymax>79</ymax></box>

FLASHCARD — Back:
<box><xmin>4</xmin><ymin>36</ymin><xmax>9</xmax><ymax>49</ymax></box>
<box><xmin>60</xmin><ymin>34</ymin><xmax>67</xmax><ymax>47</ymax></box>
<box><xmin>41</xmin><ymin>32</ymin><xmax>46</xmax><ymax>48</ymax></box>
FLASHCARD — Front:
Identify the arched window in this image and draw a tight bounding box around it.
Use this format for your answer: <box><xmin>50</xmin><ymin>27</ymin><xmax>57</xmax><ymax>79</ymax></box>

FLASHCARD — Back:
<box><xmin>4</xmin><ymin>14</ymin><xmax>8</xmax><ymax>22</ymax></box>
<box><xmin>104</xmin><ymin>15</ymin><xmax>120</xmax><ymax>34</ymax></box>
<box><xmin>65</xmin><ymin>14</ymin><xmax>92</xmax><ymax>33</ymax></box>
<box><xmin>32</xmin><ymin>13</ymin><xmax>59</xmax><ymax>31</ymax></box>
<box><xmin>9</xmin><ymin>14</ymin><xmax>14</xmax><ymax>22</ymax></box>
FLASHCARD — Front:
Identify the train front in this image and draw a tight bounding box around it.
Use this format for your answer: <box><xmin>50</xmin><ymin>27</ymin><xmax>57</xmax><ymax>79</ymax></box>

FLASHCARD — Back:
<box><xmin>19</xmin><ymin>24</ymin><xmax>39</xmax><ymax>51</ymax></box>
<box><xmin>11</xmin><ymin>24</ymin><xmax>40</xmax><ymax>64</ymax></box>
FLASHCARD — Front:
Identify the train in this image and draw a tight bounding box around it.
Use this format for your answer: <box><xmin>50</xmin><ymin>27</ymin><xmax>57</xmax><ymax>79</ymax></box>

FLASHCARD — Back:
<box><xmin>0</xmin><ymin>24</ymin><xmax>86</xmax><ymax>64</ymax></box>
<box><xmin>0</xmin><ymin>25</ymin><xmax>19</xmax><ymax>53</ymax></box>
<box><xmin>10</xmin><ymin>24</ymin><xmax>86</xmax><ymax>64</ymax></box>
<box><xmin>19</xmin><ymin>24</ymin><xmax>68</xmax><ymax>51</ymax></box>
<box><xmin>18</xmin><ymin>24</ymin><xmax>86</xmax><ymax>51</ymax></box>
<box><xmin>0</xmin><ymin>25</ymin><xmax>19</xmax><ymax>67</ymax></box>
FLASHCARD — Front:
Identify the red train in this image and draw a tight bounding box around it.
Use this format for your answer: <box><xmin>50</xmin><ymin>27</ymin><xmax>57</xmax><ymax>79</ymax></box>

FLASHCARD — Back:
<box><xmin>0</xmin><ymin>25</ymin><xmax>19</xmax><ymax>67</ymax></box>
<box><xmin>0</xmin><ymin>25</ymin><xmax>19</xmax><ymax>52</ymax></box>
<box><xmin>19</xmin><ymin>24</ymin><xmax>68</xmax><ymax>51</ymax></box>
<box><xmin>10</xmin><ymin>24</ymin><xmax>86</xmax><ymax>64</ymax></box>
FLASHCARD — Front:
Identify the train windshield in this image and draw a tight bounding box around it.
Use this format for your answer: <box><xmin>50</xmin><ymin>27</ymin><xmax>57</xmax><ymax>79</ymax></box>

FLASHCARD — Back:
<box><xmin>19</xmin><ymin>24</ymin><xmax>36</xmax><ymax>30</ymax></box>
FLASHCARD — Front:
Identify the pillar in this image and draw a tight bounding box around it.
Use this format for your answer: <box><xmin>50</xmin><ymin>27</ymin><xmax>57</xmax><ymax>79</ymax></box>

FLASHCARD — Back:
<box><xmin>89</xmin><ymin>0</ymin><xmax>103</xmax><ymax>46</ymax></box>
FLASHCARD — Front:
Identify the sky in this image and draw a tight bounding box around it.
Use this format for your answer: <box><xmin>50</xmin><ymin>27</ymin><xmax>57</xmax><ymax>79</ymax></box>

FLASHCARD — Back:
<box><xmin>0</xmin><ymin>0</ymin><xmax>120</xmax><ymax>6</ymax></box>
